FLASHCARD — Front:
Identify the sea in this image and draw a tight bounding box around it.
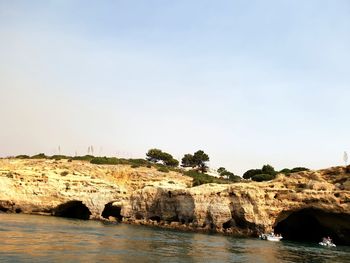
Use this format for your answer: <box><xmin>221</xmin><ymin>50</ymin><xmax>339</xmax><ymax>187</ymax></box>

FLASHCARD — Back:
<box><xmin>0</xmin><ymin>213</ymin><xmax>349</xmax><ymax>263</ymax></box>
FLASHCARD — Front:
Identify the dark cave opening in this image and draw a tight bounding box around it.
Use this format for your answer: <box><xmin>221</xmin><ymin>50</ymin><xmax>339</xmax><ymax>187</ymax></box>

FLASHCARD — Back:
<box><xmin>54</xmin><ymin>201</ymin><xmax>91</xmax><ymax>220</ymax></box>
<box><xmin>0</xmin><ymin>207</ymin><xmax>9</xmax><ymax>212</ymax></box>
<box><xmin>149</xmin><ymin>216</ymin><xmax>161</xmax><ymax>222</ymax></box>
<box><xmin>101</xmin><ymin>202</ymin><xmax>123</xmax><ymax>221</ymax></box>
<box><xmin>135</xmin><ymin>213</ymin><xmax>143</xmax><ymax>220</ymax></box>
<box><xmin>223</xmin><ymin>219</ymin><xmax>235</xmax><ymax>229</ymax></box>
<box><xmin>274</xmin><ymin>208</ymin><xmax>350</xmax><ymax>245</ymax></box>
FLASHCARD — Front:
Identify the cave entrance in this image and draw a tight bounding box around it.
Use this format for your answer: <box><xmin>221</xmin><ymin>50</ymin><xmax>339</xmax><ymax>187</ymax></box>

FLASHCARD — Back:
<box><xmin>223</xmin><ymin>219</ymin><xmax>235</xmax><ymax>230</ymax></box>
<box><xmin>101</xmin><ymin>202</ymin><xmax>123</xmax><ymax>221</ymax></box>
<box><xmin>274</xmin><ymin>208</ymin><xmax>350</xmax><ymax>245</ymax></box>
<box><xmin>54</xmin><ymin>201</ymin><xmax>91</xmax><ymax>220</ymax></box>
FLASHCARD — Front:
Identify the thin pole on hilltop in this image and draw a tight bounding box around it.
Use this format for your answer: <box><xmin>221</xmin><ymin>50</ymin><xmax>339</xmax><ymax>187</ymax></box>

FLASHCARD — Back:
<box><xmin>344</xmin><ymin>151</ymin><xmax>348</xmax><ymax>166</ymax></box>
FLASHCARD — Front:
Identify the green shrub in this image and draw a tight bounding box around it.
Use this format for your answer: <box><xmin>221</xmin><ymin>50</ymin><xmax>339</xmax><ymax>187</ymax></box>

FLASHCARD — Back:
<box><xmin>15</xmin><ymin>155</ymin><xmax>30</xmax><ymax>159</ymax></box>
<box><xmin>71</xmin><ymin>155</ymin><xmax>95</xmax><ymax>161</ymax></box>
<box><xmin>185</xmin><ymin>170</ymin><xmax>213</xmax><ymax>186</ymax></box>
<box><xmin>184</xmin><ymin>170</ymin><xmax>241</xmax><ymax>186</ymax></box>
<box><xmin>279</xmin><ymin>167</ymin><xmax>309</xmax><ymax>176</ymax></box>
<box><xmin>30</xmin><ymin>153</ymin><xmax>47</xmax><ymax>159</ymax></box>
<box><xmin>90</xmin><ymin>157</ymin><xmax>119</xmax><ymax>165</ymax></box>
<box><xmin>128</xmin><ymin>158</ymin><xmax>150</xmax><ymax>166</ymax></box>
<box><xmin>279</xmin><ymin>168</ymin><xmax>291</xmax><ymax>175</ymax></box>
<box><xmin>51</xmin><ymin>155</ymin><xmax>70</xmax><ymax>160</ymax></box>
<box><xmin>290</xmin><ymin>167</ymin><xmax>309</xmax><ymax>173</ymax></box>
<box><xmin>157</xmin><ymin>166</ymin><xmax>170</xmax><ymax>173</ymax></box>
<box><xmin>251</xmin><ymin>173</ymin><xmax>275</xmax><ymax>182</ymax></box>
<box><xmin>89</xmin><ymin>156</ymin><xmax>153</xmax><ymax>167</ymax></box>
<box><xmin>228</xmin><ymin>175</ymin><xmax>242</xmax><ymax>182</ymax></box>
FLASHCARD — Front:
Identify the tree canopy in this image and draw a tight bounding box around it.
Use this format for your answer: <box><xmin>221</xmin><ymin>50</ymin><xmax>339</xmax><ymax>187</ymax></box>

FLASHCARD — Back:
<box><xmin>181</xmin><ymin>150</ymin><xmax>210</xmax><ymax>173</ymax></box>
<box><xmin>243</xmin><ymin>164</ymin><xmax>276</xmax><ymax>182</ymax></box>
<box><xmin>279</xmin><ymin>167</ymin><xmax>309</xmax><ymax>175</ymax></box>
<box><xmin>146</xmin><ymin>149</ymin><xmax>164</xmax><ymax>163</ymax></box>
<box><xmin>262</xmin><ymin>164</ymin><xmax>276</xmax><ymax>176</ymax></box>
<box><xmin>243</xmin><ymin>164</ymin><xmax>310</xmax><ymax>182</ymax></box>
<box><xmin>146</xmin><ymin>148</ymin><xmax>179</xmax><ymax>167</ymax></box>
<box><xmin>181</xmin><ymin>154</ymin><xmax>195</xmax><ymax>167</ymax></box>
<box><xmin>217</xmin><ymin>167</ymin><xmax>239</xmax><ymax>181</ymax></box>
<box><xmin>243</xmin><ymin>169</ymin><xmax>263</xmax><ymax>179</ymax></box>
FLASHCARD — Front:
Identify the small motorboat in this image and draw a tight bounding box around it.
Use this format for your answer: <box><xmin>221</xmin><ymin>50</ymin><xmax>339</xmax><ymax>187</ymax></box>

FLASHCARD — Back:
<box><xmin>319</xmin><ymin>238</ymin><xmax>336</xmax><ymax>247</ymax></box>
<box><xmin>259</xmin><ymin>233</ymin><xmax>283</xmax><ymax>242</ymax></box>
<box><xmin>267</xmin><ymin>235</ymin><xmax>283</xmax><ymax>242</ymax></box>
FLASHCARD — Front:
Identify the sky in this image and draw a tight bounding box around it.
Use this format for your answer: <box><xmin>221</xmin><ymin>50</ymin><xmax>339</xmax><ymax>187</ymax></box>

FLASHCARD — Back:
<box><xmin>1</xmin><ymin>0</ymin><xmax>350</xmax><ymax>175</ymax></box>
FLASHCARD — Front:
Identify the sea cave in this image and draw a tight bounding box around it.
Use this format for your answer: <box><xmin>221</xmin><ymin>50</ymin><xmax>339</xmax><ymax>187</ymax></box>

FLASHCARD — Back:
<box><xmin>101</xmin><ymin>202</ymin><xmax>123</xmax><ymax>221</ymax></box>
<box><xmin>274</xmin><ymin>208</ymin><xmax>350</xmax><ymax>245</ymax></box>
<box><xmin>53</xmin><ymin>200</ymin><xmax>92</xmax><ymax>220</ymax></box>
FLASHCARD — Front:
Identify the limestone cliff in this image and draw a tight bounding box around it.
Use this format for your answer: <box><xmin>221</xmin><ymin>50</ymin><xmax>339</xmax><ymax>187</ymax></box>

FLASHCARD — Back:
<box><xmin>1</xmin><ymin>159</ymin><xmax>349</xmax><ymax>245</ymax></box>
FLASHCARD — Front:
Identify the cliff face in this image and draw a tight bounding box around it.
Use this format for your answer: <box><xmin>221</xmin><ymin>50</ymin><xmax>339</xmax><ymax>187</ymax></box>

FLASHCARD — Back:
<box><xmin>1</xmin><ymin>159</ymin><xmax>350</xmax><ymax>245</ymax></box>
<box><xmin>0</xmin><ymin>159</ymin><xmax>190</xmax><ymax>218</ymax></box>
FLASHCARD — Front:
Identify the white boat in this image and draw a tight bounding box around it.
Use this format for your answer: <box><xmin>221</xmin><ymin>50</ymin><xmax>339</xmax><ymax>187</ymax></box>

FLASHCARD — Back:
<box><xmin>267</xmin><ymin>235</ymin><xmax>283</xmax><ymax>242</ymax></box>
<box><xmin>259</xmin><ymin>233</ymin><xmax>283</xmax><ymax>242</ymax></box>
<box><xmin>319</xmin><ymin>240</ymin><xmax>336</xmax><ymax>247</ymax></box>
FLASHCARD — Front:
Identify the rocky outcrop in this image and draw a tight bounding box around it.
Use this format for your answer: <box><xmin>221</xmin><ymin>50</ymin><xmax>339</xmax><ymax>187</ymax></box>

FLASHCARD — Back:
<box><xmin>1</xmin><ymin>159</ymin><xmax>350</xmax><ymax>245</ymax></box>
<box><xmin>0</xmin><ymin>158</ymin><xmax>190</xmax><ymax>218</ymax></box>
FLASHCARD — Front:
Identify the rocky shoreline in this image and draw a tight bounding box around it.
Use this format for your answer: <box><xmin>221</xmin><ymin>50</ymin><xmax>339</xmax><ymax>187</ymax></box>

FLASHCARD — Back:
<box><xmin>1</xmin><ymin>158</ymin><xmax>350</xmax><ymax>245</ymax></box>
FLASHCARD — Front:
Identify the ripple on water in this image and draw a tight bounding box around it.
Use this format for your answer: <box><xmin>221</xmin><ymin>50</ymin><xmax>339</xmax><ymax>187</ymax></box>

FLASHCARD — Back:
<box><xmin>0</xmin><ymin>214</ymin><xmax>349</xmax><ymax>263</ymax></box>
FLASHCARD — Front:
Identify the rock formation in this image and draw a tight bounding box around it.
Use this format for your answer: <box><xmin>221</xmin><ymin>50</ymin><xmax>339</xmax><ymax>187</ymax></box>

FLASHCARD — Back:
<box><xmin>0</xmin><ymin>159</ymin><xmax>349</xmax><ymax>245</ymax></box>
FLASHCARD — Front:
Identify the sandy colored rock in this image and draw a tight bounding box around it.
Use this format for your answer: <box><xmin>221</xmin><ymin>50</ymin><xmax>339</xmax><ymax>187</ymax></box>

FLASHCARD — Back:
<box><xmin>0</xmin><ymin>159</ymin><xmax>350</xmax><ymax>244</ymax></box>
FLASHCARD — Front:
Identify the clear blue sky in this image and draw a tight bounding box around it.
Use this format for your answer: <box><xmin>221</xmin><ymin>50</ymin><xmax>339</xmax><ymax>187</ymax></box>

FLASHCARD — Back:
<box><xmin>1</xmin><ymin>0</ymin><xmax>349</xmax><ymax>174</ymax></box>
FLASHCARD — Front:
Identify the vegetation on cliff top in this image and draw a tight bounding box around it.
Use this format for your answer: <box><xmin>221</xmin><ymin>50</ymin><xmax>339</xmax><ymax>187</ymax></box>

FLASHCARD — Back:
<box><xmin>181</xmin><ymin>150</ymin><xmax>210</xmax><ymax>173</ymax></box>
<box><xmin>16</xmin><ymin>153</ymin><xmax>95</xmax><ymax>162</ymax></box>
<box><xmin>217</xmin><ymin>167</ymin><xmax>238</xmax><ymax>181</ymax></box>
<box><xmin>242</xmin><ymin>164</ymin><xmax>277</xmax><ymax>182</ymax></box>
<box><xmin>242</xmin><ymin>165</ymin><xmax>309</xmax><ymax>182</ymax></box>
<box><xmin>13</xmin><ymin>149</ymin><xmax>310</xmax><ymax>185</ymax></box>
<box><xmin>279</xmin><ymin>167</ymin><xmax>310</xmax><ymax>175</ymax></box>
<box><xmin>185</xmin><ymin>170</ymin><xmax>241</xmax><ymax>186</ymax></box>
<box><xmin>146</xmin><ymin>149</ymin><xmax>179</xmax><ymax>167</ymax></box>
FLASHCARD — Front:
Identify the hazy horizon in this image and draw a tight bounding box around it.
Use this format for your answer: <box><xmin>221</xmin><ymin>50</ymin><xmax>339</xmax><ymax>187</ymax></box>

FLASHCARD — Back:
<box><xmin>1</xmin><ymin>1</ymin><xmax>350</xmax><ymax>175</ymax></box>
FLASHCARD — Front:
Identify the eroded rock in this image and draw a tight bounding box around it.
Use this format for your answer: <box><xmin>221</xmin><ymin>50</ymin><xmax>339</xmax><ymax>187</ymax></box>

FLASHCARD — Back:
<box><xmin>0</xmin><ymin>159</ymin><xmax>349</xmax><ymax>244</ymax></box>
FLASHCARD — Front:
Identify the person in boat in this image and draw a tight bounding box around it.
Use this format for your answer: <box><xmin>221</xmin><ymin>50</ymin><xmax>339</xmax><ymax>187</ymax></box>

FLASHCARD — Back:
<box><xmin>322</xmin><ymin>237</ymin><xmax>332</xmax><ymax>243</ymax></box>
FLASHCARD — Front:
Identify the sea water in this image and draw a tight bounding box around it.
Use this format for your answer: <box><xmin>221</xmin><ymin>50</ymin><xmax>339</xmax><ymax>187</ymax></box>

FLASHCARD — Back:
<box><xmin>0</xmin><ymin>214</ymin><xmax>349</xmax><ymax>263</ymax></box>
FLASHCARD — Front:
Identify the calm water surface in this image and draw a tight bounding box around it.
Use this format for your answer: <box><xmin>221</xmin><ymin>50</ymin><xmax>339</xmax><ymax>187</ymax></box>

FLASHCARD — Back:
<box><xmin>0</xmin><ymin>214</ymin><xmax>349</xmax><ymax>263</ymax></box>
